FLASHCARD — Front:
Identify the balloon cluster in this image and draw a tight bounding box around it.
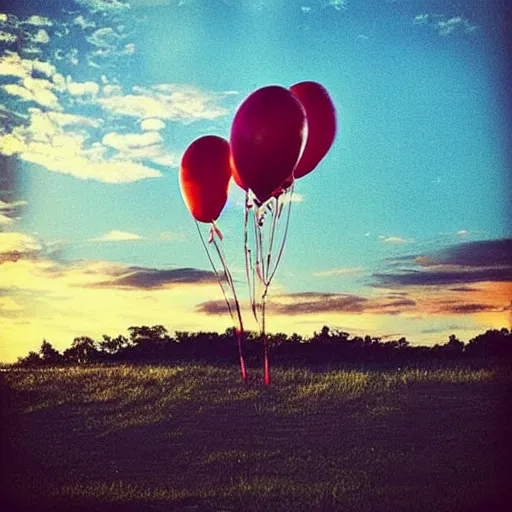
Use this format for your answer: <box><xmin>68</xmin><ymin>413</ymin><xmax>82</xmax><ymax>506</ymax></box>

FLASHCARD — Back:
<box><xmin>179</xmin><ymin>81</ymin><xmax>336</xmax><ymax>384</ymax></box>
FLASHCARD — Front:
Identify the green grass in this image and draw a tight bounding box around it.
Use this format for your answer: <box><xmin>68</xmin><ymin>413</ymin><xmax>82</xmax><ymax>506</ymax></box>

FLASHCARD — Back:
<box><xmin>1</xmin><ymin>364</ymin><xmax>510</xmax><ymax>511</ymax></box>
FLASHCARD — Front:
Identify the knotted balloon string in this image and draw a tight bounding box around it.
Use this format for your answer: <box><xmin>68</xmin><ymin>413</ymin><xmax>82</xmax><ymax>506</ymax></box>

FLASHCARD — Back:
<box><xmin>195</xmin><ymin>220</ymin><xmax>247</xmax><ymax>382</ymax></box>
<box><xmin>243</xmin><ymin>183</ymin><xmax>296</xmax><ymax>385</ymax></box>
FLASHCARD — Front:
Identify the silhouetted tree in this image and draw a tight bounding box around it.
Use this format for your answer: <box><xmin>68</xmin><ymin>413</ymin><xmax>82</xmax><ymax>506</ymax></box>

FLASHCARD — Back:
<box><xmin>13</xmin><ymin>324</ymin><xmax>512</xmax><ymax>368</ymax></box>
<box><xmin>17</xmin><ymin>351</ymin><xmax>42</xmax><ymax>367</ymax></box>
<box><xmin>39</xmin><ymin>340</ymin><xmax>62</xmax><ymax>365</ymax></box>
<box><xmin>64</xmin><ymin>336</ymin><xmax>97</xmax><ymax>364</ymax></box>
<box><xmin>99</xmin><ymin>334</ymin><xmax>129</xmax><ymax>356</ymax></box>
<box><xmin>466</xmin><ymin>328</ymin><xmax>511</xmax><ymax>359</ymax></box>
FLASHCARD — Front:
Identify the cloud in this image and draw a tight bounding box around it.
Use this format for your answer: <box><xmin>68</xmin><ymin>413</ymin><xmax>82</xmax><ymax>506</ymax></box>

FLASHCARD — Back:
<box><xmin>0</xmin><ymin>13</ymin><xmax>167</xmax><ymax>183</ymax></box>
<box><xmin>427</xmin><ymin>238</ymin><xmax>511</xmax><ymax>268</ymax></box>
<box><xmin>443</xmin><ymin>303</ymin><xmax>509</xmax><ymax>315</ymax></box>
<box><xmin>328</xmin><ymin>0</ymin><xmax>348</xmax><ymax>10</ymax></box>
<box><xmin>73</xmin><ymin>15</ymin><xmax>96</xmax><ymax>30</ymax></box>
<box><xmin>270</xmin><ymin>292</ymin><xmax>367</xmax><ymax>316</ymax></box>
<box><xmin>437</xmin><ymin>17</ymin><xmax>477</xmax><ymax>36</ymax></box>
<box><xmin>196</xmin><ymin>299</ymin><xmax>232</xmax><ymax>316</ymax></box>
<box><xmin>373</xmin><ymin>238</ymin><xmax>512</xmax><ymax>288</ymax></box>
<box><xmin>280</xmin><ymin>192</ymin><xmax>304</xmax><ymax>204</ymax></box>
<box><xmin>127</xmin><ymin>0</ymin><xmax>173</xmax><ymax>6</ymax></box>
<box><xmin>24</xmin><ymin>16</ymin><xmax>53</xmax><ymax>27</ymax></box>
<box><xmin>140</xmin><ymin>118</ymin><xmax>166</xmax><ymax>131</ymax></box>
<box><xmin>374</xmin><ymin>268</ymin><xmax>512</xmax><ymax>287</ymax></box>
<box><xmin>87</xmin><ymin>27</ymin><xmax>121</xmax><ymax>48</ymax></box>
<box><xmin>380</xmin><ymin>236</ymin><xmax>415</xmax><ymax>244</ymax></box>
<box><xmin>0</xmin><ymin>14</ymin><xmax>229</xmax><ymax>185</ymax></box>
<box><xmin>92</xmin><ymin>267</ymin><xmax>218</xmax><ymax>290</ymax></box>
<box><xmin>97</xmin><ymin>84</ymin><xmax>236</xmax><ymax>122</ymax></box>
<box><xmin>313</xmin><ymin>267</ymin><xmax>363</xmax><ymax>278</ymax></box>
<box><xmin>0</xmin><ymin>108</ymin><xmax>163</xmax><ymax>183</ymax></box>
<box><xmin>101</xmin><ymin>130</ymin><xmax>179</xmax><ymax>167</ymax></box>
<box><xmin>0</xmin><ymin>199</ymin><xmax>27</xmax><ymax>212</ymax></box>
<box><xmin>30</xmin><ymin>29</ymin><xmax>50</xmax><ymax>44</ymax></box>
<box><xmin>197</xmin><ymin>291</ymin><xmax>419</xmax><ymax>318</ymax></box>
<box><xmin>0</xmin><ymin>198</ymin><xmax>27</xmax><ymax>223</ymax></box>
<box><xmin>88</xmin><ymin>230</ymin><xmax>143</xmax><ymax>242</ymax></box>
<box><xmin>3</xmin><ymin>79</ymin><xmax>61</xmax><ymax>110</ymax></box>
<box><xmin>102</xmin><ymin>131</ymin><xmax>162</xmax><ymax>151</ymax></box>
<box><xmin>413</xmin><ymin>14</ymin><xmax>477</xmax><ymax>36</ymax></box>
<box><xmin>265</xmin><ymin>292</ymin><xmax>419</xmax><ymax>316</ymax></box>
<box><xmin>76</xmin><ymin>0</ymin><xmax>129</xmax><ymax>12</ymax></box>
<box><xmin>0</xmin><ymin>213</ymin><xmax>13</xmax><ymax>226</ymax></box>
<box><xmin>0</xmin><ymin>31</ymin><xmax>17</xmax><ymax>44</ymax></box>
<box><xmin>0</xmin><ymin>249</ymin><xmax>227</xmax><ymax>362</ymax></box>
<box><xmin>66</xmin><ymin>79</ymin><xmax>100</xmax><ymax>96</ymax></box>
<box><xmin>0</xmin><ymin>232</ymin><xmax>42</xmax><ymax>263</ymax></box>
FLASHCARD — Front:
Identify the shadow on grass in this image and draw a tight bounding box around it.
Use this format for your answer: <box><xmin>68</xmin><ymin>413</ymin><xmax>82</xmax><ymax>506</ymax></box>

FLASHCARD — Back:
<box><xmin>2</xmin><ymin>365</ymin><xmax>511</xmax><ymax>511</ymax></box>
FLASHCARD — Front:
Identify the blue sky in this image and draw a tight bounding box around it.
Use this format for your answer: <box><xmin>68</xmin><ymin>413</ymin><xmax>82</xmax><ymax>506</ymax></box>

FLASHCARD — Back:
<box><xmin>0</xmin><ymin>0</ymin><xmax>510</xmax><ymax>362</ymax></box>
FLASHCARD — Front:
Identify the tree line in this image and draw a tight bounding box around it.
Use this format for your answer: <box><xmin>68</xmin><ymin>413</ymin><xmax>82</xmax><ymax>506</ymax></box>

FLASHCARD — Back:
<box><xmin>13</xmin><ymin>325</ymin><xmax>512</xmax><ymax>368</ymax></box>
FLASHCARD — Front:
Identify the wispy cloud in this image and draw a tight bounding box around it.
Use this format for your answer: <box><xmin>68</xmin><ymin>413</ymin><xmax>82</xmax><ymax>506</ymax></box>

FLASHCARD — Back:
<box><xmin>0</xmin><ymin>248</ymin><xmax>229</xmax><ymax>362</ymax></box>
<box><xmin>96</xmin><ymin>84</ymin><xmax>237</xmax><ymax>123</ymax></box>
<box><xmin>197</xmin><ymin>291</ymin><xmax>418</xmax><ymax>317</ymax></box>
<box><xmin>88</xmin><ymin>230</ymin><xmax>143</xmax><ymax>242</ymax></box>
<box><xmin>24</xmin><ymin>15</ymin><xmax>53</xmax><ymax>27</ymax></box>
<box><xmin>0</xmin><ymin>108</ymin><xmax>163</xmax><ymax>183</ymax></box>
<box><xmin>0</xmin><ymin>231</ymin><xmax>42</xmax><ymax>262</ymax></box>
<box><xmin>379</xmin><ymin>235</ymin><xmax>415</xmax><ymax>244</ymax></box>
<box><xmin>92</xmin><ymin>267</ymin><xmax>217</xmax><ymax>289</ymax></box>
<box><xmin>140</xmin><ymin>118</ymin><xmax>166</xmax><ymax>131</ymax></box>
<box><xmin>0</xmin><ymin>10</ymin><xmax>232</xmax><ymax>185</ymax></box>
<box><xmin>280</xmin><ymin>192</ymin><xmax>304</xmax><ymax>204</ymax></box>
<box><xmin>0</xmin><ymin>199</ymin><xmax>27</xmax><ymax>219</ymax></box>
<box><xmin>328</xmin><ymin>0</ymin><xmax>348</xmax><ymax>11</ymax></box>
<box><xmin>413</xmin><ymin>14</ymin><xmax>477</xmax><ymax>36</ymax></box>
<box><xmin>0</xmin><ymin>213</ymin><xmax>13</xmax><ymax>226</ymax></box>
<box><xmin>76</xmin><ymin>0</ymin><xmax>129</xmax><ymax>13</ymax></box>
<box><xmin>313</xmin><ymin>267</ymin><xmax>363</xmax><ymax>278</ymax></box>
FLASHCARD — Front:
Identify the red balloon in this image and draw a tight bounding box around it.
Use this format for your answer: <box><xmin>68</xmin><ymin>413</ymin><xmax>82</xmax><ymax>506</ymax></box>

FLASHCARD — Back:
<box><xmin>179</xmin><ymin>136</ymin><xmax>231</xmax><ymax>223</ymax></box>
<box><xmin>230</xmin><ymin>85</ymin><xmax>307</xmax><ymax>203</ymax></box>
<box><xmin>290</xmin><ymin>81</ymin><xmax>336</xmax><ymax>179</ymax></box>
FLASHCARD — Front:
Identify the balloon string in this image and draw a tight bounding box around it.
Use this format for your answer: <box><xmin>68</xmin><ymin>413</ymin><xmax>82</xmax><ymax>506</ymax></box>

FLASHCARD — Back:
<box><xmin>265</xmin><ymin>196</ymin><xmax>279</xmax><ymax>282</ymax></box>
<box><xmin>211</xmin><ymin>229</ymin><xmax>247</xmax><ymax>383</ymax></box>
<box><xmin>195</xmin><ymin>220</ymin><xmax>235</xmax><ymax>323</ymax></box>
<box><xmin>195</xmin><ymin>220</ymin><xmax>247</xmax><ymax>382</ymax></box>
<box><xmin>262</xmin><ymin>290</ymin><xmax>270</xmax><ymax>385</ymax></box>
<box><xmin>252</xmin><ymin>203</ymin><xmax>264</xmax><ymax>329</ymax></box>
<box><xmin>267</xmin><ymin>181</ymin><xmax>294</xmax><ymax>286</ymax></box>
<box><xmin>244</xmin><ymin>193</ymin><xmax>258</xmax><ymax>325</ymax></box>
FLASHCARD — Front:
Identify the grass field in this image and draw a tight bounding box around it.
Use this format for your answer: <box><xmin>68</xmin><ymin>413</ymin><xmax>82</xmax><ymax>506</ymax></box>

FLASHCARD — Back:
<box><xmin>1</xmin><ymin>363</ymin><xmax>511</xmax><ymax>511</ymax></box>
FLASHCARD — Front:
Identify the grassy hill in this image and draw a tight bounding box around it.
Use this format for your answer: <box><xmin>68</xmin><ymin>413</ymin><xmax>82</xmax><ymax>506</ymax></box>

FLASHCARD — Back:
<box><xmin>1</xmin><ymin>364</ymin><xmax>511</xmax><ymax>511</ymax></box>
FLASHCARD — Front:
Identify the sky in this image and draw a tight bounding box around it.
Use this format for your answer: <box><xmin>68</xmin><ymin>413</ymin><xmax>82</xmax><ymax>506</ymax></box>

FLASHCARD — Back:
<box><xmin>0</xmin><ymin>0</ymin><xmax>510</xmax><ymax>362</ymax></box>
